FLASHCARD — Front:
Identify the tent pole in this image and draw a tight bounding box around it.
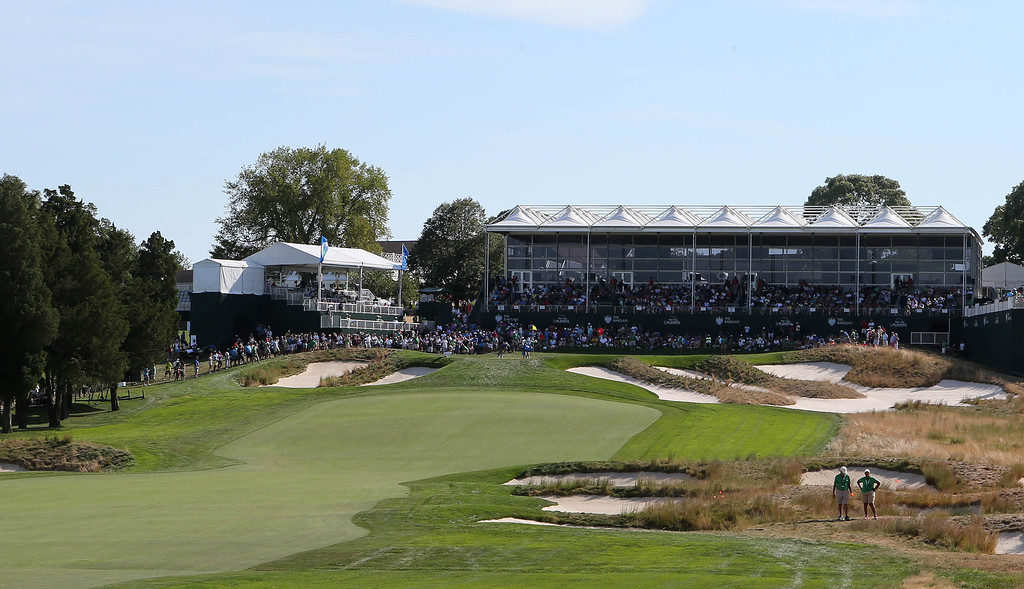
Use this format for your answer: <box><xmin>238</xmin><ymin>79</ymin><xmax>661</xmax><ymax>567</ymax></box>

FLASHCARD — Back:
<box><xmin>358</xmin><ymin>266</ymin><xmax>363</xmax><ymax>299</ymax></box>
<box><xmin>585</xmin><ymin>231</ymin><xmax>591</xmax><ymax>311</ymax></box>
<box><xmin>484</xmin><ymin>232</ymin><xmax>490</xmax><ymax>311</ymax></box>
<box><xmin>397</xmin><ymin>268</ymin><xmax>403</xmax><ymax>314</ymax></box>
<box><xmin>318</xmin><ymin>262</ymin><xmax>323</xmax><ymax>310</ymax></box>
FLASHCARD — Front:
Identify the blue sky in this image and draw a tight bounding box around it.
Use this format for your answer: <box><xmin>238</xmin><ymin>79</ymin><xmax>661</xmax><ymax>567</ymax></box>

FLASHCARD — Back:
<box><xmin>2</xmin><ymin>0</ymin><xmax>1021</xmax><ymax>262</ymax></box>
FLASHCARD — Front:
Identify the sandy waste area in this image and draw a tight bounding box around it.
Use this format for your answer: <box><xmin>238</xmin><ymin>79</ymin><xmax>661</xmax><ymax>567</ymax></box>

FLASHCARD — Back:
<box><xmin>800</xmin><ymin>468</ymin><xmax>933</xmax><ymax>491</ymax></box>
<box><xmin>270</xmin><ymin>361</ymin><xmax>369</xmax><ymax>388</ymax></box>
<box><xmin>996</xmin><ymin>532</ymin><xmax>1024</xmax><ymax>555</ymax></box>
<box><xmin>566</xmin><ymin>367</ymin><xmax>718</xmax><ymax>404</ymax></box>
<box><xmin>362</xmin><ymin>367</ymin><xmax>437</xmax><ymax>386</ymax></box>
<box><xmin>506</xmin><ymin>471</ymin><xmax>694</xmax><ymax>487</ymax></box>
<box><xmin>754</xmin><ymin>362</ymin><xmax>1004</xmax><ymax>413</ymax></box>
<box><xmin>656</xmin><ymin>366</ymin><xmax>778</xmax><ymax>396</ymax></box>
<box><xmin>539</xmin><ymin>494</ymin><xmax>673</xmax><ymax>515</ymax></box>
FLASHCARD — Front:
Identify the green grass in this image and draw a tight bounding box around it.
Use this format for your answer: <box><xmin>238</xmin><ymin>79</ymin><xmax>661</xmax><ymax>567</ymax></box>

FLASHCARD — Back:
<box><xmin>0</xmin><ymin>350</ymin><xmax>911</xmax><ymax>588</ymax></box>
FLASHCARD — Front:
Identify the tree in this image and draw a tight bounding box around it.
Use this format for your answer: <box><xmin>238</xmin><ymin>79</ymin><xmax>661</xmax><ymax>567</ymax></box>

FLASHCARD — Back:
<box><xmin>983</xmin><ymin>180</ymin><xmax>1024</xmax><ymax>265</ymax></box>
<box><xmin>211</xmin><ymin>145</ymin><xmax>392</xmax><ymax>258</ymax></box>
<box><xmin>362</xmin><ymin>269</ymin><xmax>419</xmax><ymax>308</ymax></box>
<box><xmin>0</xmin><ymin>176</ymin><xmax>57</xmax><ymax>433</ymax></box>
<box><xmin>806</xmin><ymin>174</ymin><xmax>911</xmax><ymax>209</ymax></box>
<box><xmin>39</xmin><ymin>185</ymin><xmax>128</xmax><ymax>425</ymax></box>
<box><xmin>408</xmin><ymin>198</ymin><xmax>502</xmax><ymax>302</ymax></box>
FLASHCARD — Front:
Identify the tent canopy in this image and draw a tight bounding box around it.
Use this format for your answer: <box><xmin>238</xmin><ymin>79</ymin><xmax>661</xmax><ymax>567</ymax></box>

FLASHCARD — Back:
<box><xmin>982</xmin><ymin>261</ymin><xmax>1024</xmax><ymax>289</ymax></box>
<box><xmin>244</xmin><ymin>242</ymin><xmax>401</xmax><ymax>272</ymax></box>
<box><xmin>193</xmin><ymin>259</ymin><xmax>266</xmax><ymax>295</ymax></box>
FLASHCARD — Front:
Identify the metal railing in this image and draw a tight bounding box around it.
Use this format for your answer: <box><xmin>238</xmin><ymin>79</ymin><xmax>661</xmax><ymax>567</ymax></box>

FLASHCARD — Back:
<box><xmin>320</xmin><ymin>316</ymin><xmax>419</xmax><ymax>331</ymax></box>
<box><xmin>964</xmin><ymin>295</ymin><xmax>1024</xmax><ymax>317</ymax></box>
<box><xmin>489</xmin><ymin>303</ymin><xmax>959</xmax><ymax>317</ymax></box>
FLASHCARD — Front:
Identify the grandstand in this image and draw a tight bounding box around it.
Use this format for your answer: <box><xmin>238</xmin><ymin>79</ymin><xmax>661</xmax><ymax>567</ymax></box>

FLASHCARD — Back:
<box><xmin>483</xmin><ymin>204</ymin><xmax>982</xmax><ymax>344</ymax></box>
<box><xmin>189</xmin><ymin>242</ymin><xmax>414</xmax><ymax>346</ymax></box>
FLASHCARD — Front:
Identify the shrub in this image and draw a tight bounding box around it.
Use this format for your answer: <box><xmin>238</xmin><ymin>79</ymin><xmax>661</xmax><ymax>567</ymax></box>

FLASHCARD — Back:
<box><xmin>852</xmin><ymin>513</ymin><xmax>996</xmax><ymax>553</ymax></box>
<box><xmin>921</xmin><ymin>462</ymin><xmax>961</xmax><ymax>492</ymax></box>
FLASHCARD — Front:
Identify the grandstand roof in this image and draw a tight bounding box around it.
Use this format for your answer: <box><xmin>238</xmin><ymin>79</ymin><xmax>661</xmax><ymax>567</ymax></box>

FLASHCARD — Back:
<box><xmin>487</xmin><ymin>204</ymin><xmax>975</xmax><ymax>234</ymax></box>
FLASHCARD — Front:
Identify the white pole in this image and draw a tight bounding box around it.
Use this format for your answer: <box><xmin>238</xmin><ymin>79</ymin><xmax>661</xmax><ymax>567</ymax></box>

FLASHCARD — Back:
<box><xmin>317</xmin><ymin>262</ymin><xmax>323</xmax><ymax>309</ymax></box>
<box><xmin>397</xmin><ymin>268</ymin><xmax>403</xmax><ymax>314</ymax></box>
<box><xmin>585</xmin><ymin>231</ymin><xmax>591</xmax><ymax>311</ymax></box>
<box><xmin>358</xmin><ymin>265</ymin><xmax>363</xmax><ymax>299</ymax></box>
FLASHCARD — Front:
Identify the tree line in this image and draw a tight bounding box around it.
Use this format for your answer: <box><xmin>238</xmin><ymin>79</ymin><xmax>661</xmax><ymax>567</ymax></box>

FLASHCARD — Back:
<box><xmin>0</xmin><ymin>175</ymin><xmax>182</xmax><ymax>433</ymax></box>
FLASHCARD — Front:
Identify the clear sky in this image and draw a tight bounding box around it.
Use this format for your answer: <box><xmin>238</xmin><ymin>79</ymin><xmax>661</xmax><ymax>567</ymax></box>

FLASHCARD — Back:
<box><xmin>2</xmin><ymin>0</ymin><xmax>1021</xmax><ymax>262</ymax></box>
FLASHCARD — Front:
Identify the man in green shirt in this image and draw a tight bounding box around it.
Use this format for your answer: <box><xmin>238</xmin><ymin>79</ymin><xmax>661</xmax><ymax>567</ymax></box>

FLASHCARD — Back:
<box><xmin>832</xmin><ymin>466</ymin><xmax>852</xmax><ymax>521</ymax></box>
<box><xmin>857</xmin><ymin>469</ymin><xmax>880</xmax><ymax>519</ymax></box>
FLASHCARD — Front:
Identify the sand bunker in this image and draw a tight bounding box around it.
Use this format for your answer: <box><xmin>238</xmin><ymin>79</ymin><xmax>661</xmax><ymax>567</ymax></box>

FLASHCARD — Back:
<box><xmin>271</xmin><ymin>361</ymin><xmax>369</xmax><ymax>388</ymax></box>
<box><xmin>566</xmin><ymin>367</ymin><xmax>718</xmax><ymax>404</ymax></box>
<box><xmin>506</xmin><ymin>471</ymin><xmax>694</xmax><ymax>487</ymax></box>
<box><xmin>800</xmin><ymin>468</ymin><xmax>933</xmax><ymax>491</ymax></box>
<box><xmin>0</xmin><ymin>463</ymin><xmax>26</xmax><ymax>473</ymax></box>
<box><xmin>996</xmin><ymin>532</ymin><xmax>1024</xmax><ymax>555</ymax></box>
<box><xmin>479</xmin><ymin>517</ymin><xmax>562</xmax><ymax>527</ymax></box>
<box><xmin>755</xmin><ymin>362</ymin><xmax>1003</xmax><ymax>413</ymax></box>
<box><xmin>539</xmin><ymin>494</ymin><xmax>672</xmax><ymax>515</ymax></box>
<box><xmin>657</xmin><ymin>367</ymin><xmax>778</xmax><ymax>396</ymax></box>
<box><xmin>362</xmin><ymin>367</ymin><xmax>437</xmax><ymax>386</ymax></box>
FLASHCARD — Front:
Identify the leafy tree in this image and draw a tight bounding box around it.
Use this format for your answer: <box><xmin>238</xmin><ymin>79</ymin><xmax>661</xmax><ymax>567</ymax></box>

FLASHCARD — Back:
<box><xmin>39</xmin><ymin>185</ymin><xmax>129</xmax><ymax>425</ymax></box>
<box><xmin>211</xmin><ymin>145</ymin><xmax>392</xmax><ymax>258</ymax></box>
<box><xmin>408</xmin><ymin>198</ymin><xmax>502</xmax><ymax>302</ymax></box>
<box><xmin>0</xmin><ymin>176</ymin><xmax>57</xmax><ymax>433</ymax></box>
<box><xmin>982</xmin><ymin>180</ymin><xmax>1024</xmax><ymax>265</ymax></box>
<box><xmin>806</xmin><ymin>174</ymin><xmax>911</xmax><ymax>209</ymax></box>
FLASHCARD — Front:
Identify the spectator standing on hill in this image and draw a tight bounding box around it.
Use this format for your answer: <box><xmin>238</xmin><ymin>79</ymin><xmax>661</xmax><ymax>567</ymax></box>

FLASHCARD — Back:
<box><xmin>833</xmin><ymin>466</ymin><xmax>853</xmax><ymax>521</ymax></box>
<box><xmin>857</xmin><ymin>469</ymin><xmax>880</xmax><ymax>519</ymax></box>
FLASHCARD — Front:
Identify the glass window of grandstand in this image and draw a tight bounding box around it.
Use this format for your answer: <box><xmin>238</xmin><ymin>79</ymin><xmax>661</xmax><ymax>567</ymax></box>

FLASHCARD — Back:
<box><xmin>749</xmin><ymin>234</ymin><xmax>856</xmax><ymax>287</ymax></box>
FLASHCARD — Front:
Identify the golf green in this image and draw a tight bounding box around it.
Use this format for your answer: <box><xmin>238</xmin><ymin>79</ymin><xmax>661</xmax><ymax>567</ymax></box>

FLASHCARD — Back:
<box><xmin>0</xmin><ymin>391</ymin><xmax>658</xmax><ymax>588</ymax></box>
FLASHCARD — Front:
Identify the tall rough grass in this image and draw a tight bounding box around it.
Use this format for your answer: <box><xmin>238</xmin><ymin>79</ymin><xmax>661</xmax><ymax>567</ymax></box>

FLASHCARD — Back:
<box><xmin>0</xmin><ymin>436</ymin><xmax>133</xmax><ymax>472</ymax></box>
<box><xmin>829</xmin><ymin>406</ymin><xmax>1024</xmax><ymax>467</ymax></box>
<box><xmin>851</xmin><ymin>513</ymin><xmax>997</xmax><ymax>554</ymax></box>
<box><xmin>696</xmin><ymin>356</ymin><xmax>863</xmax><ymax>399</ymax></box>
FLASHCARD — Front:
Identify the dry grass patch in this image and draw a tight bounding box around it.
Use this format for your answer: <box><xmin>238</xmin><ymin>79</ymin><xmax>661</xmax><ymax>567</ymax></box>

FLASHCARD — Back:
<box><xmin>696</xmin><ymin>356</ymin><xmax>863</xmax><ymax>399</ymax></box>
<box><xmin>829</xmin><ymin>405</ymin><xmax>1024</xmax><ymax>468</ymax></box>
<box><xmin>851</xmin><ymin>513</ymin><xmax>998</xmax><ymax>554</ymax></box>
<box><xmin>0</xmin><ymin>435</ymin><xmax>133</xmax><ymax>472</ymax></box>
<box><xmin>794</xmin><ymin>345</ymin><xmax>1024</xmax><ymax>397</ymax></box>
<box><xmin>613</xmin><ymin>357</ymin><xmax>794</xmax><ymax>405</ymax></box>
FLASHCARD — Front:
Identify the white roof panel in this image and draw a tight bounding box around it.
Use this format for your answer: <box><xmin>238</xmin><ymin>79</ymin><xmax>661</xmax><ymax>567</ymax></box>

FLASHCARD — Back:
<box><xmin>862</xmin><ymin>206</ymin><xmax>912</xmax><ymax>229</ymax></box>
<box><xmin>809</xmin><ymin>206</ymin><xmax>858</xmax><ymax>229</ymax></box>
<box><xmin>753</xmin><ymin>206</ymin><xmax>807</xmax><ymax>228</ymax></box>
<box><xmin>592</xmin><ymin>206</ymin><xmax>651</xmax><ymax>228</ymax></box>
<box><xmin>488</xmin><ymin>205</ymin><xmax>547</xmax><ymax>230</ymax></box>
<box><xmin>646</xmin><ymin>206</ymin><xmax>702</xmax><ymax>229</ymax></box>
<box><xmin>699</xmin><ymin>206</ymin><xmax>752</xmax><ymax>228</ymax></box>
<box><xmin>245</xmin><ymin>242</ymin><xmax>401</xmax><ymax>271</ymax></box>
<box><xmin>916</xmin><ymin>206</ymin><xmax>966</xmax><ymax>229</ymax></box>
<box><xmin>542</xmin><ymin>205</ymin><xmax>600</xmax><ymax>228</ymax></box>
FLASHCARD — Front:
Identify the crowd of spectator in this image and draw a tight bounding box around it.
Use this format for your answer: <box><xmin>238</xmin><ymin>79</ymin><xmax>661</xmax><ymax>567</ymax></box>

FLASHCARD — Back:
<box><xmin>489</xmin><ymin>277</ymin><xmax>968</xmax><ymax>313</ymax></box>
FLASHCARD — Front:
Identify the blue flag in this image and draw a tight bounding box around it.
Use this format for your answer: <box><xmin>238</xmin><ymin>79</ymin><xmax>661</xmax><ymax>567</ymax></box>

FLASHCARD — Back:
<box><xmin>320</xmin><ymin>236</ymin><xmax>329</xmax><ymax>263</ymax></box>
<box><xmin>401</xmin><ymin>244</ymin><xmax>410</xmax><ymax>270</ymax></box>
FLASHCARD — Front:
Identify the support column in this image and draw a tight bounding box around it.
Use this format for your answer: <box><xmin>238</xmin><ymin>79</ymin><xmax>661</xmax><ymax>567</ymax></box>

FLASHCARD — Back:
<box><xmin>691</xmin><ymin>231</ymin><xmax>697</xmax><ymax>313</ymax></box>
<box><xmin>748</xmin><ymin>232</ymin><xmax>753</xmax><ymax>313</ymax></box>
<box><xmin>962</xmin><ymin>233</ymin><xmax>968</xmax><ymax>311</ymax></box>
<box><xmin>397</xmin><ymin>269</ymin><xmax>403</xmax><ymax>314</ymax></box>
<box><xmin>484</xmin><ymin>232</ymin><xmax>490</xmax><ymax>312</ymax></box>
<box><xmin>585</xmin><ymin>232</ymin><xmax>591</xmax><ymax>311</ymax></box>
<box><xmin>358</xmin><ymin>266</ymin><xmax>363</xmax><ymax>299</ymax></box>
<box><xmin>855</xmin><ymin>233</ymin><xmax>861</xmax><ymax>315</ymax></box>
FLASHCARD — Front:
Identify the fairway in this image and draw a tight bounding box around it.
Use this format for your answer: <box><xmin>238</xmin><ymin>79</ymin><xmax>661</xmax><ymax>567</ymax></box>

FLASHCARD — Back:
<box><xmin>0</xmin><ymin>390</ymin><xmax>657</xmax><ymax>588</ymax></box>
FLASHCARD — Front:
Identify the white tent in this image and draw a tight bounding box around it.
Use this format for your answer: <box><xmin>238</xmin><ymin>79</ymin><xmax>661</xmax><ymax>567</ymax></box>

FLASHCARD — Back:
<box><xmin>244</xmin><ymin>242</ymin><xmax>401</xmax><ymax>272</ymax></box>
<box><xmin>983</xmin><ymin>261</ymin><xmax>1024</xmax><ymax>290</ymax></box>
<box><xmin>193</xmin><ymin>259</ymin><xmax>266</xmax><ymax>295</ymax></box>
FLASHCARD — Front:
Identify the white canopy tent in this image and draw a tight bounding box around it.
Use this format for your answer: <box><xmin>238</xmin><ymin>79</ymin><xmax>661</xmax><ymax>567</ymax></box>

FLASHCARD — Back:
<box><xmin>193</xmin><ymin>242</ymin><xmax>403</xmax><ymax>296</ymax></box>
<box><xmin>193</xmin><ymin>259</ymin><xmax>266</xmax><ymax>295</ymax></box>
<box><xmin>983</xmin><ymin>261</ymin><xmax>1024</xmax><ymax>290</ymax></box>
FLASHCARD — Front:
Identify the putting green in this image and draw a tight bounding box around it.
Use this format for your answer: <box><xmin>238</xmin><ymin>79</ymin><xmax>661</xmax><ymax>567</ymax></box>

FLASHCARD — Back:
<box><xmin>0</xmin><ymin>391</ymin><xmax>658</xmax><ymax>589</ymax></box>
